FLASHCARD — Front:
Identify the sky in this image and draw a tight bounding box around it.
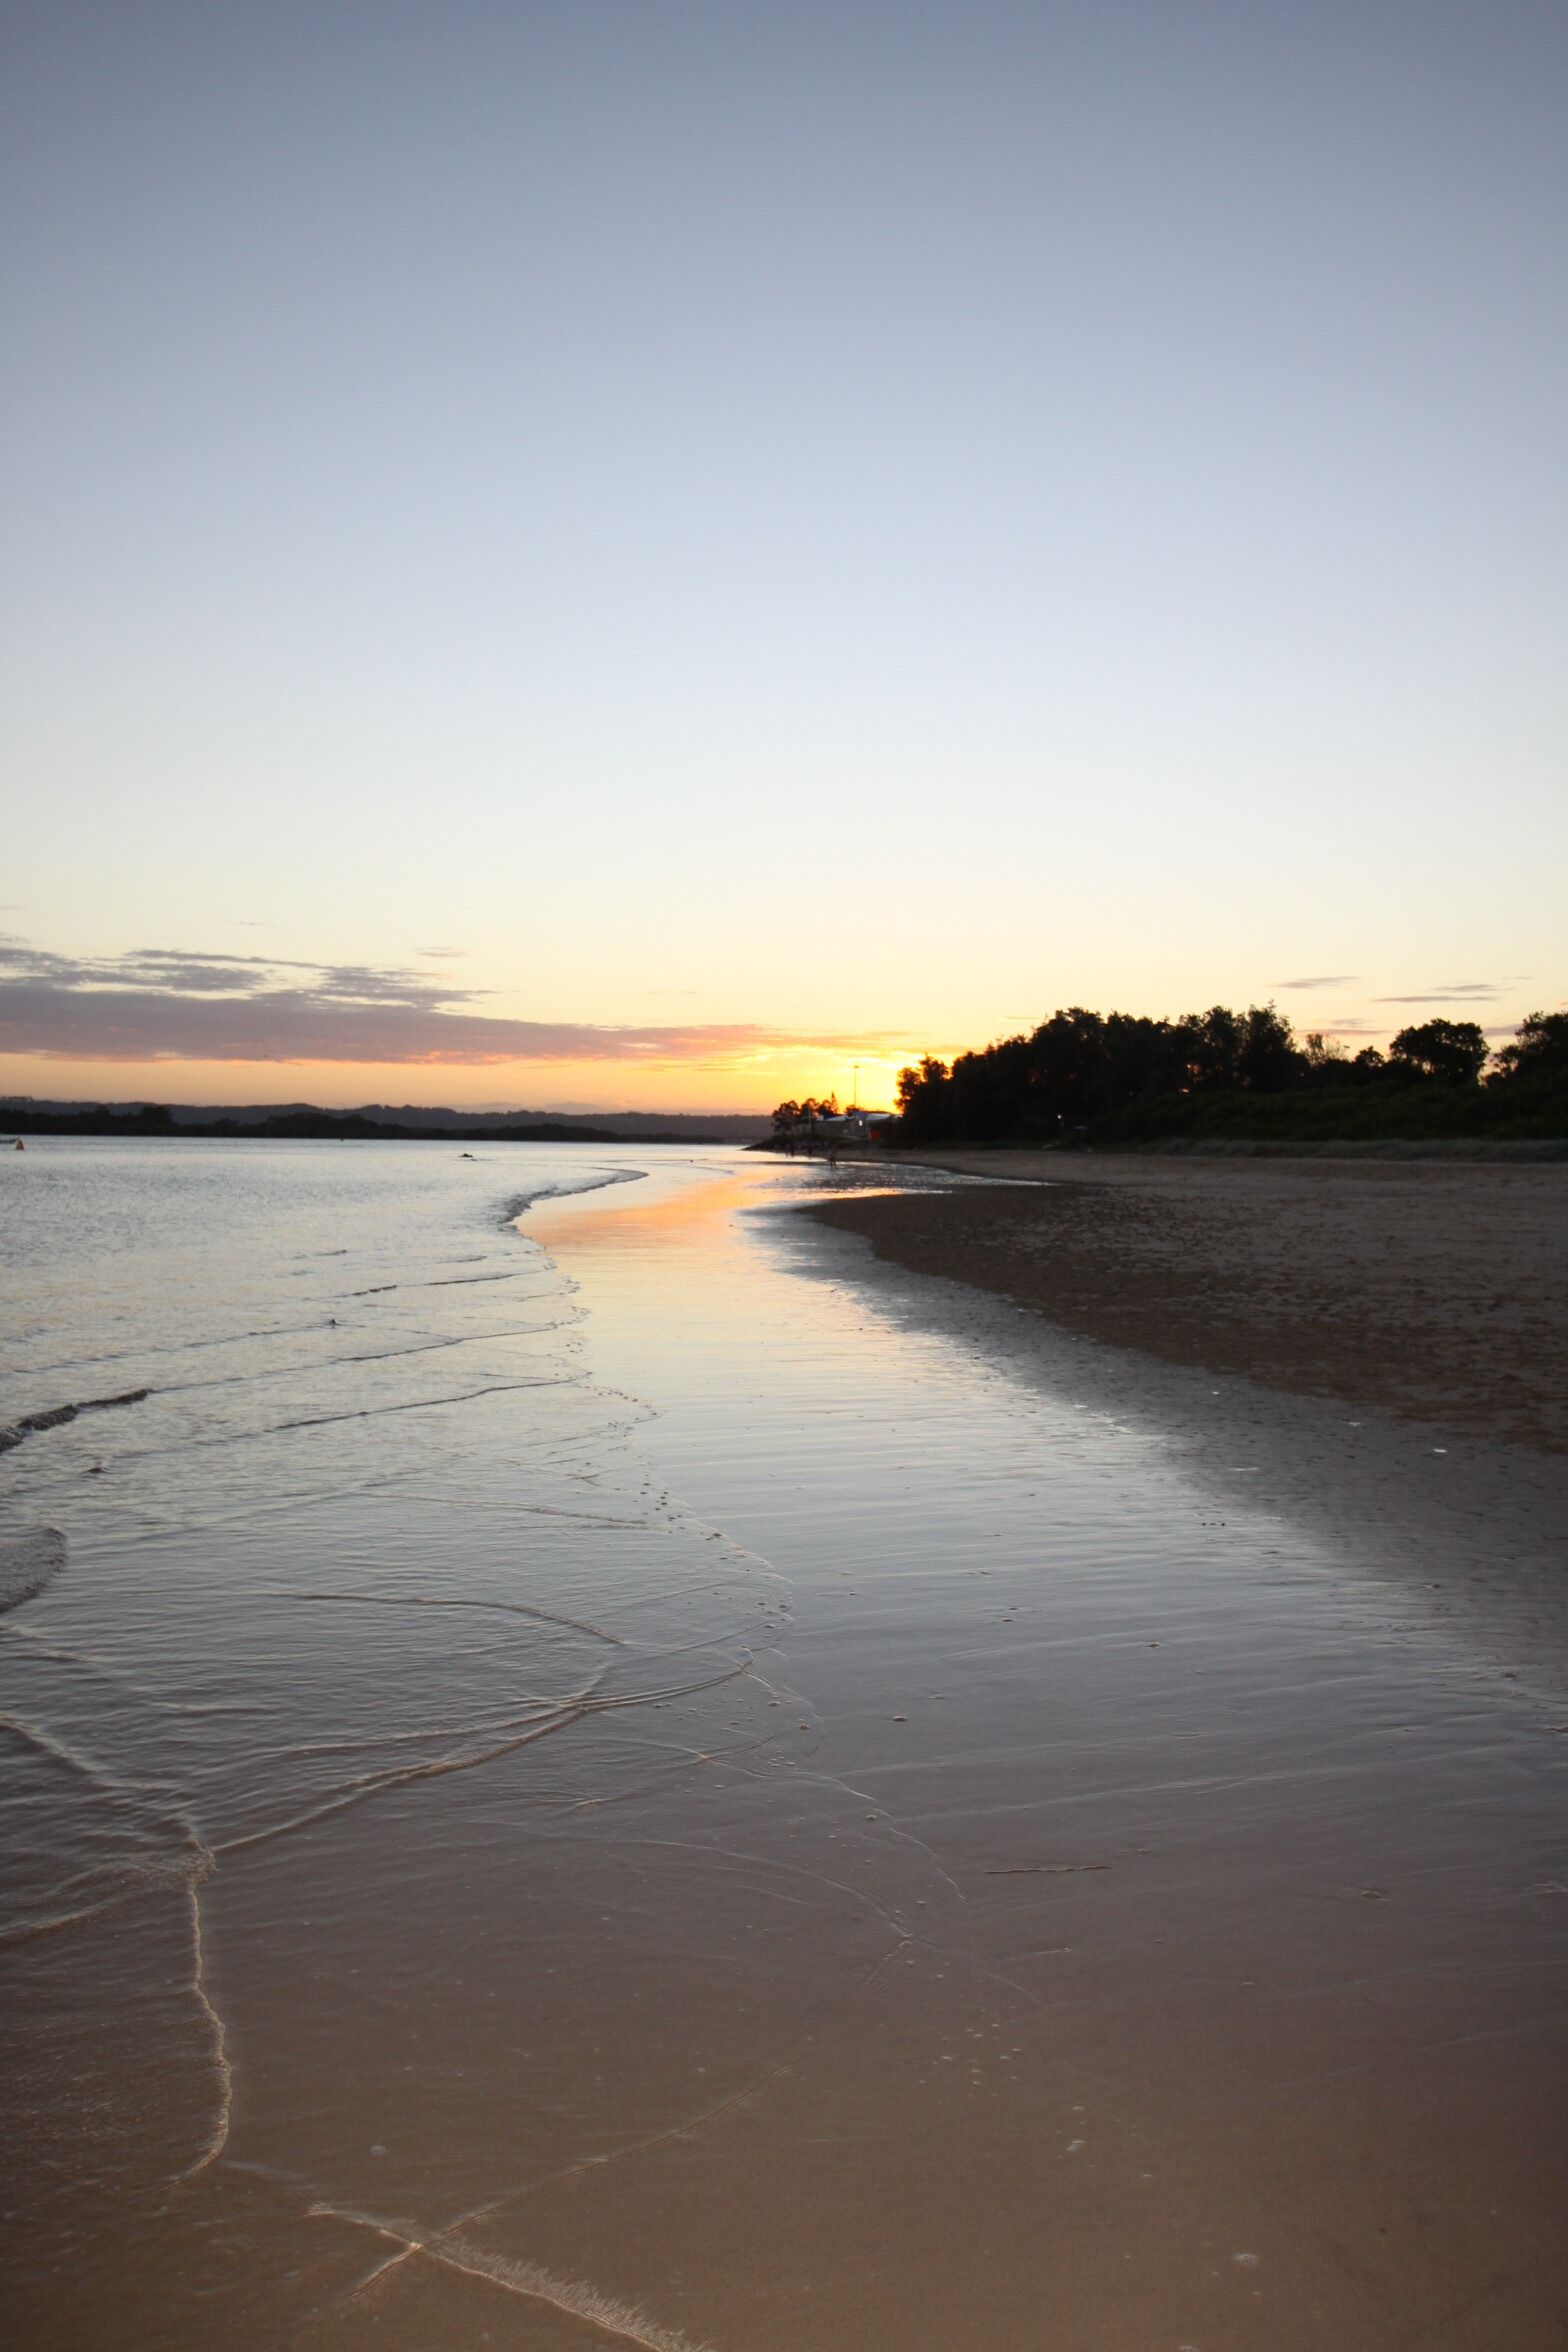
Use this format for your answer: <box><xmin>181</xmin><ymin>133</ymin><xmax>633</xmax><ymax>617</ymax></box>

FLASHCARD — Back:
<box><xmin>2</xmin><ymin>0</ymin><xmax>1563</xmax><ymax>1112</ymax></box>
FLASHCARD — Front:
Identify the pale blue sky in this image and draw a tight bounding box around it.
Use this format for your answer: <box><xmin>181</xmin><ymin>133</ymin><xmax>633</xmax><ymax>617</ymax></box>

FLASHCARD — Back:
<box><xmin>3</xmin><ymin>1</ymin><xmax>1563</xmax><ymax>1107</ymax></box>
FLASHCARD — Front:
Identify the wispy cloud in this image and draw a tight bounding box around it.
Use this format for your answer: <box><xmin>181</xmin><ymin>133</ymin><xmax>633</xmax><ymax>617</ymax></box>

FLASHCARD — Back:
<box><xmin>1273</xmin><ymin>974</ymin><xmax>1358</xmax><ymax>990</ymax></box>
<box><xmin>0</xmin><ymin>941</ymin><xmax>903</xmax><ymax>1068</ymax></box>
<box><xmin>0</xmin><ymin>942</ymin><xmax>474</xmax><ymax>1004</ymax></box>
<box><xmin>1373</xmin><ymin>981</ymin><xmax>1502</xmax><ymax>1003</ymax></box>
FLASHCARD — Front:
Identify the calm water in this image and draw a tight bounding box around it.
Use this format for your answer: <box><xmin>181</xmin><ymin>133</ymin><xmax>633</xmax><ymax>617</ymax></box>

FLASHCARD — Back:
<box><xmin>2</xmin><ymin>1140</ymin><xmax>1564</xmax><ymax>2351</ymax></box>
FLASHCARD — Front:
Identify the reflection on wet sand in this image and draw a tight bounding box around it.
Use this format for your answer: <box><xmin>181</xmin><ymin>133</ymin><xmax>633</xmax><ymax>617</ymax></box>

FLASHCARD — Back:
<box><xmin>2</xmin><ymin>1142</ymin><xmax>1565</xmax><ymax>2349</ymax></box>
<box><xmin>520</xmin><ymin>1167</ymin><xmax>1568</xmax><ymax>2351</ymax></box>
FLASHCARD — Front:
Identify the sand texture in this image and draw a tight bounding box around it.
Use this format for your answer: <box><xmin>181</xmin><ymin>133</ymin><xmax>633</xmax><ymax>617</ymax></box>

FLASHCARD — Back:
<box><xmin>807</xmin><ymin>1151</ymin><xmax>1568</xmax><ymax>1453</ymax></box>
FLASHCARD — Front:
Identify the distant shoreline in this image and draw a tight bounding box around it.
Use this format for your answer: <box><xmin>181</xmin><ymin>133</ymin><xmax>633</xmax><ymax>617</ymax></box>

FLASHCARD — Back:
<box><xmin>2</xmin><ymin>1118</ymin><xmax>723</xmax><ymax>1144</ymax></box>
<box><xmin>1</xmin><ymin>1103</ymin><xmax>765</xmax><ymax>1145</ymax></box>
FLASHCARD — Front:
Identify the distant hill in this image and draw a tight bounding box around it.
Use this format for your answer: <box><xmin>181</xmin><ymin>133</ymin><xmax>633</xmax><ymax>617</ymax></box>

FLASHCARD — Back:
<box><xmin>0</xmin><ymin>1095</ymin><xmax>771</xmax><ymax>1143</ymax></box>
<box><xmin>349</xmin><ymin>1101</ymin><xmax>768</xmax><ymax>1141</ymax></box>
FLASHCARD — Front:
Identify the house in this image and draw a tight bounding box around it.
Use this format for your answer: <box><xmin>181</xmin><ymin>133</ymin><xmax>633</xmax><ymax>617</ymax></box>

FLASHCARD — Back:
<box><xmin>787</xmin><ymin>1108</ymin><xmax>892</xmax><ymax>1149</ymax></box>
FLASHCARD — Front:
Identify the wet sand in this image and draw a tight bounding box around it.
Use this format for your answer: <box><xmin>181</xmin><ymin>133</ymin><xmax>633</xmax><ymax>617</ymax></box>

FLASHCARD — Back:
<box><xmin>801</xmin><ymin>1150</ymin><xmax>1568</xmax><ymax>1688</ymax></box>
<box><xmin>524</xmin><ymin>1171</ymin><xmax>1568</xmax><ymax>2352</ymax></box>
<box><xmin>804</xmin><ymin>1150</ymin><xmax>1568</xmax><ymax>1453</ymax></box>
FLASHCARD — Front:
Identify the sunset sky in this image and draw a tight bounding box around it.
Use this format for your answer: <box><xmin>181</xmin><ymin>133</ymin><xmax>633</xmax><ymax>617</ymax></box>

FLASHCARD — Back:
<box><xmin>3</xmin><ymin>3</ymin><xmax>1563</xmax><ymax>1113</ymax></box>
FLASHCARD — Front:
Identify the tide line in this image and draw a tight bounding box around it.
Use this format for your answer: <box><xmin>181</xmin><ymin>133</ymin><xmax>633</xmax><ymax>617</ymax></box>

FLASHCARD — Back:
<box><xmin>182</xmin><ymin>1856</ymin><xmax>233</xmax><ymax>2176</ymax></box>
<box><xmin>312</xmin><ymin>2205</ymin><xmax>716</xmax><ymax>2352</ymax></box>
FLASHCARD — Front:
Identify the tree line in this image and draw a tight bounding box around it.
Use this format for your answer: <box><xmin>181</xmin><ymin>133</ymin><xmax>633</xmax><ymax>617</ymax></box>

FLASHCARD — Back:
<box><xmin>774</xmin><ymin>1007</ymin><xmax>1568</xmax><ymax>1147</ymax></box>
<box><xmin>769</xmin><ymin>1092</ymin><xmax>839</xmax><ymax>1132</ymax></box>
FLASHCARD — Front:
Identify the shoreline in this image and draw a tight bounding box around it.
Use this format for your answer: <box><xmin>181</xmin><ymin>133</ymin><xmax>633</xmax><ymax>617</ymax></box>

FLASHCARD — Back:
<box><xmin>786</xmin><ymin>1151</ymin><xmax>1568</xmax><ymax>1685</ymax></box>
<box><xmin>9</xmin><ymin>1141</ymin><xmax>1568</xmax><ymax>2346</ymax></box>
<box><xmin>804</xmin><ymin>1147</ymin><xmax>1568</xmax><ymax>1453</ymax></box>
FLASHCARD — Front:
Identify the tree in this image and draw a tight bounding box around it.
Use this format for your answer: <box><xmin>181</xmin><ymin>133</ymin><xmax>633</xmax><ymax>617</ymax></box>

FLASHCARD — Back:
<box><xmin>1179</xmin><ymin>1005</ymin><xmax>1246</xmax><ymax>1089</ymax></box>
<box><xmin>1303</xmin><ymin>1030</ymin><xmax>1346</xmax><ymax>1067</ymax></box>
<box><xmin>1491</xmin><ymin>1011</ymin><xmax>1568</xmax><ymax>1083</ymax></box>
<box><xmin>1235</xmin><ymin>1003</ymin><xmax>1302</xmax><ymax>1092</ymax></box>
<box><xmin>1387</xmin><ymin>1019</ymin><xmax>1487</xmax><ymax>1087</ymax></box>
<box><xmin>895</xmin><ymin>1058</ymin><xmax>951</xmax><ymax>1140</ymax></box>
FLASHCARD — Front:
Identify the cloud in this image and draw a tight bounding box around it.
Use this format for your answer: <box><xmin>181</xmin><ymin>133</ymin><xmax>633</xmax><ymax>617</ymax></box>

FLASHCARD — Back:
<box><xmin>1273</xmin><ymin>975</ymin><xmax>1358</xmax><ymax>990</ymax></box>
<box><xmin>0</xmin><ymin>941</ymin><xmax>904</xmax><ymax>1069</ymax></box>
<box><xmin>0</xmin><ymin>940</ymin><xmax>485</xmax><ymax>1008</ymax></box>
<box><xmin>1373</xmin><ymin>982</ymin><xmax>1500</xmax><ymax>1002</ymax></box>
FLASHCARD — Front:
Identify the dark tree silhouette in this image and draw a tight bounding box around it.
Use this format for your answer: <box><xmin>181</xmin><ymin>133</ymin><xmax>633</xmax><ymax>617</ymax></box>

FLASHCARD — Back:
<box><xmin>868</xmin><ymin>1004</ymin><xmax>1565</xmax><ymax>1148</ymax></box>
<box><xmin>1388</xmin><ymin>1019</ymin><xmax>1488</xmax><ymax>1086</ymax></box>
<box><xmin>1492</xmin><ymin>1010</ymin><xmax>1568</xmax><ymax>1081</ymax></box>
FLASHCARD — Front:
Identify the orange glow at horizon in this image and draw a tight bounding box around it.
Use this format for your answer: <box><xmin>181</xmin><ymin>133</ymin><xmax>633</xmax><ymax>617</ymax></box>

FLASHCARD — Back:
<box><xmin>0</xmin><ymin>1044</ymin><xmax>948</xmax><ymax>1118</ymax></box>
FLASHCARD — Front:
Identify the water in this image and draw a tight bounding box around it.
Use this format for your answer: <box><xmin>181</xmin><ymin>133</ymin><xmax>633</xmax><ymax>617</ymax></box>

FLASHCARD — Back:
<box><xmin>2</xmin><ymin>1140</ymin><xmax>1565</xmax><ymax>2350</ymax></box>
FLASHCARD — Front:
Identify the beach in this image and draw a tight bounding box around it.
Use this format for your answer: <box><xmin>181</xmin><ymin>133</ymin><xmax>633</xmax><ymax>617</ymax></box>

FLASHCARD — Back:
<box><xmin>802</xmin><ymin>1149</ymin><xmax>1568</xmax><ymax>1684</ymax></box>
<box><xmin>3</xmin><ymin>1141</ymin><xmax>1567</xmax><ymax>2349</ymax></box>
<box><xmin>805</xmin><ymin>1150</ymin><xmax>1568</xmax><ymax>1452</ymax></box>
<box><xmin>11</xmin><ymin>5</ymin><xmax>1565</xmax><ymax>2343</ymax></box>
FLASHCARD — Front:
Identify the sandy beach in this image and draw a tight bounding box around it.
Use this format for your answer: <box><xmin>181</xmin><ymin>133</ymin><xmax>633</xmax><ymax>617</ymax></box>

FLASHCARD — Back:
<box><xmin>807</xmin><ymin>1149</ymin><xmax>1568</xmax><ymax>1453</ymax></box>
<box><xmin>801</xmin><ymin>1150</ymin><xmax>1568</xmax><ymax>1683</ymax></box>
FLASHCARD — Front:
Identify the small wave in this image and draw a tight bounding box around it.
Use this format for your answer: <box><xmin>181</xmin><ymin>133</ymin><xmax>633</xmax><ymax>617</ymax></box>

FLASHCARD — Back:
<box><xmin>212</xmin><ymin>1656</ymin><xmax>751</xmax><ymax>1860</ymax></box>
<box><xmin>0</xmin><ymin>1525</ymin><xmax>67</xmax><ymax>1613</ymax></box>
<box><xmin>16</xmin><ymin>1319</ymin><xmax>334</xmax><ymax>1380</ymax></box>
<box><xmin>275</xmin><ymin>1586</ymin><xmax>629</xmax><ymax>1645</ymax></box>
<box><xmin>0</xmin><ymin>1845</ymin><xmax>213</xmax><ymax>1949</ymax></box>
<box><xmin>268</xmin><ymin>1376</ymin><xmax>564</xmax><ymax>1434</ymax></box>
<box><xmin>502</xmin><ymin>1166</ymin><xmax>648</xmax><ymax>1223</ymax></box>
<box><xmin>155</xmin><ymin>1330</ymin><xmax>519</xmax><ymax>1396</ymax></box>
<box><xmin>0</xmin><ymin>1386</ymin><xmax>149</xmax><ymax>1456</ymax></box>
<box><xmin>182</xmin><ymin>1872</ymin><xmax>233</xmax><ymax>2174</ymax></box>
<box><xmin>419</xmin><ymin>1269</ymin><xmax>527</xmax><ymax>1287</ymax></box>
